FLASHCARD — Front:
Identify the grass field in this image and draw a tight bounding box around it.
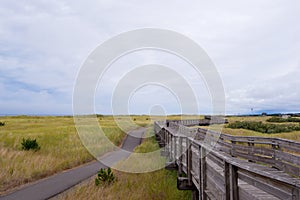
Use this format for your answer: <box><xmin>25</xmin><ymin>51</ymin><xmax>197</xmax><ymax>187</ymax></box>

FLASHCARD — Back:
<box><xmin>0</xmin><ymin>115</ymin><xmax>151</xmax><ymax>194</ymax></box>
<box><xmin>1</xmin><ymin>114</ymin><xmax>299</xmax><ymax>197</ymax></box>
<box><xmin>55</xmin><ymin>128</ymin><xmax>191</xmax><ymax>200</ymax></box>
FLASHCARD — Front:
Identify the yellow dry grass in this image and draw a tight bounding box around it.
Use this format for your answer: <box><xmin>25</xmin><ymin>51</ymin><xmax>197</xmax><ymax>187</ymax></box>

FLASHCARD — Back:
<box><xmin>0</xmin><ymin>115</ymin><xmax>149</xmax><ymax>194</ymax></box>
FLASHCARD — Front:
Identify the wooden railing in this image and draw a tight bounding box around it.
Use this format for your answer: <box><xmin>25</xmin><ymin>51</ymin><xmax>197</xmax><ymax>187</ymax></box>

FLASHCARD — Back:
<box><xmin>154</xmin><ymin>120</ymin><xmax>300</xmax><ymax>200</ymax></box>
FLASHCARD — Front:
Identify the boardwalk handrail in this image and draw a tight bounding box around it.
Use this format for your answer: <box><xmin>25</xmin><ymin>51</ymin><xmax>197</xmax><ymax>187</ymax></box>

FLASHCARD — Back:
<box><xmin>162</xmin><ymin>119</ymin><xmax>300</xmax><ymax>151</ymax></box>
<box><xmin>159</xmin><ymin>120</ymin><xmax>300</xmax><ymax>177</ymax></box>
<box><xmin>154</xmin><ymin>120</ymin><xmax>300</xmax><ymax>200</ymax></box>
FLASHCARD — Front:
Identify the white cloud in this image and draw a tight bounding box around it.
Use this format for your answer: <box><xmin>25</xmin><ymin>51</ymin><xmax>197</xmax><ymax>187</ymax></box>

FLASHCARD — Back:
<box><xmin>0</xmin><ymin>0</ymin><xmax>299</xmax><ymax>114</ymax></box>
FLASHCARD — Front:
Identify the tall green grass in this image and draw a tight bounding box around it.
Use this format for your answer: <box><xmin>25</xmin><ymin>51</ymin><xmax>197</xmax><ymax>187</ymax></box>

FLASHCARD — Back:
<box><xmin>56</xmin><ymin>128</ymin><xmax>191</xmax><ymax>200</ymax></box>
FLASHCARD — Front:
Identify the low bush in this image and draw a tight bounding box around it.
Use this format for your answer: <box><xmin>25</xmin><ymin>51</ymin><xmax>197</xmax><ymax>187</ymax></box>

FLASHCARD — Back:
<box><xmin>95</xmin><ymin>168</ymin><xmax>115</xmax><ymax>186</ymax></box>
<box><xmin>21</xmin><ymin>138</ymin><xmax>41</xmax><ymax>151</ymax></box>
<box><xmin>267</xmin><ymin>117</ymin><xmax>300</xmax><ymax>123</ymax></box>
<box><xmin>227</xmin><ymin>121</ymin><xmax>300</xmax><ymax>134</ymax></box>
<box><xmin>0</xmin><ymin>121</ymin><xmax>5</xmax><ymax>126</ymax></box>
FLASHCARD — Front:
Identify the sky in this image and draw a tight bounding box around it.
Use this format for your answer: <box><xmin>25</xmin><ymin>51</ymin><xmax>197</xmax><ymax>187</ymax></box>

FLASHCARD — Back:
<box><xmin>0</xmin><ymin>0</ymin><xmax>299</xmax><ymax>115</ymax></box>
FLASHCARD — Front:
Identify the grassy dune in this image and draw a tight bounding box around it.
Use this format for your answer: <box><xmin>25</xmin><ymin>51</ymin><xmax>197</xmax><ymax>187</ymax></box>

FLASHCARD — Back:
<box><xmin>0</xmin><ymin>115</ymin><xmax>150</xmax><ymax>194</ymax></box>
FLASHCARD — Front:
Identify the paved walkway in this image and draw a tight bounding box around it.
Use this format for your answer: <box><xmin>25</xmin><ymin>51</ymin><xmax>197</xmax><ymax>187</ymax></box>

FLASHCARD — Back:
<box><xmin>0</xmin><ymin>127</ymin><xmax>147</xmax><ymax>200</ymax></box>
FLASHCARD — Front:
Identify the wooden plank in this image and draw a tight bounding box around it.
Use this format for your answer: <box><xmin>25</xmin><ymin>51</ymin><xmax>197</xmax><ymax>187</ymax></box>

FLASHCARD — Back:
<box><xmin>275</xmin><ymin>150</ymin><xmax>300</xmax><ymax>166</ymax></box>
<box><xmin>273</xmin><ymin>160</ymin><xmax>300</xmax><ymax>177</ymax></box>
<box><xmin>206</xmin><ymin>175</ymin><xmax>225</xmax><ymax>200</ymax></box>
<box><xmin>206</xmin><ymin>152</ymin><xmax>224</xmax><ymax>169</ymax></box>
<box><xmin>212</xmin><ymin>150</ymin><xmax>300</xmax><ymax>187</ymax></box>
<box><xmin>231</xmin><ymin>143</ymin><xmax>274</xmax><ymax>157</ymax></box>
<box><xmin>238</xmin><ymin>170</ymin><xmax>292</xmax><ymax>199</ymax></box>
<box><xmin>232</xmin><ymin>150</ymin><xmax>275</xmax><ymax>165</ymax></box>
<box><xmin>191</xmin><ymin>145</ymin><xmax>200</xmax><ymax>173</ymax></box>
<box><xmin>206</xmin><ymin>161</ymin><xmax>225</xmax><ymax>192</ymax></box>
<box><xmin>191</xmin><ymin>154</ymin><xmax>200</xmax><ymax>179</ymax></box>
<box><xmin>238</xmin><ymin>180</ymin><xmax>281</xmax><ymax>200</ymax></box>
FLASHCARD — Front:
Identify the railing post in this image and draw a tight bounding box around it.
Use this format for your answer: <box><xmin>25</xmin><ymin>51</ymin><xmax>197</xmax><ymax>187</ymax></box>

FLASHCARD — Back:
<box><xmin>200</xmin><ymin>146</ymin><xmax>207</xmax><ymax>200</ymax></box>
<box><xmin>231</xmin><ymin>140</ymin><xmax>236</xmax><ymax>157</ymax></box>
<box><xmin>224</xmin><ymin>161</ymin><xmax>230</xmax><ymax>200</ymax></box>
<box><xmin>178</xmin><ymin>136</ymin><xmax>183</xmax><ymax>177</ymax></box>
<box><xmin>170</xmin><ymin>134</ymin><xmax>173</xmax><ymax>162</ymax></box>
<box><xmin>165</xmin><ymin>130</ymin><xmax>169</xmax><ymax>158</ymax></box>
<box><xmin>230</xmin><ymin>164</ymin><xmax>239</xmax><ymax>200</ymax></box>
<box><xmin>169</xmin><ymin>133</ymin><xmax>172</xmax><ymax>161</ymax></box>
<box><xmin>174</xmin><ymin>135</ymin><xmax>177</xmax><ymax>162</ymax></box>
<box><xmin>198</xmin><ymin>145</ymin><xmax>202</xmax><ymax>200</ymax></box>
<box><xmin>247</xmin><ymin>139</ymin><xmax>255</xmax><ymax>163</ymax></box>
<box><xmin>192</xmin><ymin>190</ymin><xmax>200</xmax><ymax>200</ymax></box>
<box><xmin>292</xmin><ymin>188</ymin><xmax>300</xmax><ymax>200</ymax></box>
<box><xmin>272</xmin><ymin>141</ymin><xmax>279</xmax><ymax>167</ymax></box>
<box><xmin>163</xmin><ymin>129</ymin><xmax>166</xmax><ymax>145</ymax></box>
<box><xmin>187</xmin><ymin>139</ymin><xmax>192</xmax><ymax>186</ymax></box>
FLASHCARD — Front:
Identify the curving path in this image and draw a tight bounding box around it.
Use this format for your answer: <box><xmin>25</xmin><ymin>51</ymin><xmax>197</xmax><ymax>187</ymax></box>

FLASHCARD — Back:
<box><xmin>0</xmin><ymin>127</ymin><xmax>147</xmax><ymax>200</ymax></box>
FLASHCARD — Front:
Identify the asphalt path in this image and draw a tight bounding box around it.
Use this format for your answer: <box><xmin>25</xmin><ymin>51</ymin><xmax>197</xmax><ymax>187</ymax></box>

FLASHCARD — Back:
<box><xmin>0</xmin><ymin>127</ymin><xmax>147</xmax><ymax>200</ymax></box>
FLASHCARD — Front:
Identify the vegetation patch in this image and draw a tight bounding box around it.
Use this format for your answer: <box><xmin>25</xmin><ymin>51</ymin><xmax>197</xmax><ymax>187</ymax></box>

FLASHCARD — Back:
<box><xmin>0</xmin><ymin>115</ymin><xmax>138</xmax><ymax>194</ymax></box>
<box><xmin>95</xmin><ymin>168</ymin><xmax>115</xmax><ymax>186</ymax></box>
<box><xmin>21</xmin><ymin>138</ymin><xmax>41</xmax><ymax>151</ymax></box>
<box><xmin>267</xmin><ymin>117</ymin><xmax>300</xmax><ymax>123</ymax></box>
<box><xmin>0</xmin><ymin>122</ymin><xmax>5</xmax><ymax>126</ymax></box>
<box><xmin>57</xmin><ymin>127</ymin><xmax>191</xmax><ymax>200</ymax></box>
<box><xmin>227</xmin><ymin>121</ymin><xmax>300</xmax><ymax>134</ymax></box>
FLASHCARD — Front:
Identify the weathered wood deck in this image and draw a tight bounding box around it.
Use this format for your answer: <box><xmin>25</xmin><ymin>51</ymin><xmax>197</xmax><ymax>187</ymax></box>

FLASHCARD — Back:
<box><xmin>154</xmin><ymin>119</ymin><xmax>300</xmax><ymax>200</ymax></box>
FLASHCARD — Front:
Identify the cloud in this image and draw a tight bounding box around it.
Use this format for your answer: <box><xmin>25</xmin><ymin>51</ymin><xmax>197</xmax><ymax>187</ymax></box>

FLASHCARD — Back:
<box><xmin>226</xmin><ymin>66</ymin><xmax>300</xmax><ymax>114</ymax></box>
<box><xmin>0</xmin><ymin>0</ymin><xmax>299</xmax><ymax>115</ymax></box>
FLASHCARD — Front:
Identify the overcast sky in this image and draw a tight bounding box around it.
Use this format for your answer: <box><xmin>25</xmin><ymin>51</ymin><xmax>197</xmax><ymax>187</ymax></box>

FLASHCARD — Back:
<box><xmin>0</xmin><ymin>0</ymin><xmax>299</xmax><ymax>115</ymax></box>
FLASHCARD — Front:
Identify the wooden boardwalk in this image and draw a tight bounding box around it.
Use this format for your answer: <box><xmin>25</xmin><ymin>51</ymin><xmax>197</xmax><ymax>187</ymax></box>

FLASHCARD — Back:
<box><xmin>154</xmin><ymin>119</ymin><xmax>300</xmax><ymax>200</ymax></box>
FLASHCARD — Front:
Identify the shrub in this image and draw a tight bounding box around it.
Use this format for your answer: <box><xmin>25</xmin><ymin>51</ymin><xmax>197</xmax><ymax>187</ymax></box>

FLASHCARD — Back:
<box><xmin>0</xmin><ymin>122</ymin><xmax>5</xmax><ymax>126</ymax></box>
<box><xmin>95</xmin><ymin>168</ymin><xmax>115</xmax><ymax>186</ymax></box>
<box><xmin>227</xmin><ymin>121</ymin><xmax>300</xmax><ymax>134</ymax></box>
<box><xmin>267</xmin><ymin>117</ymin><xmax>300</xmax><ymax>123</ymax></box>
<box><xmin>21</xmin><ymin>138</ymin><xmax>41</xmax><ymax>151</ymax></box>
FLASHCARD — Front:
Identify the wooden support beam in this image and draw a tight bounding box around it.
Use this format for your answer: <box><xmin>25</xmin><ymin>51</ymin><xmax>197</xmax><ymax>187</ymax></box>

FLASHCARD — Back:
<box><xmin>177</xmin><ymin>177</ymin><xmax>196</xmax><ymax>190</ymax></box>
<box><xmin>174</xmin><ymin>135</ymin><xmax>177</xmax><ymax>161</ymax></box>
<box><xmin>187</xmin><ymin>139</ymin><xmax>192</xmax><ymax>186</ymax></box>
<box><xmin>230</xmin><ymin>164</ymin><xmax>239</xmax><ymax>200</ymax></box>
<box><xmin>198</xmin><ymin>145</ymin><xmax>202</xmax><ymax>200</ymax></box>
<box><xmin>165</xmin><ymin>162</ymin><xmax>177</xmax><ymax>170</ymax></box>
<box><xmin>178</xmin><ymin>136</ymin><xmax>183</xmax><ymax>177</ymax></box>
<box><xmin>224</xmin><ymin>161</ymin><xmax>230</xmax><ymax>200</ymax></box>
<box><xmin>292</xmin><ymin>188</ymin><xmax>300</xmax><ymax>200</ymax></box>
<box><xmin>192</xmin><ymin>189</ymin><xmax>200</xmax><ymax>200</ymax></box>
<box><xmin>200</xmin><ymin>147</ymin><xmax>207</xmax><ymax>200</ymax></box>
